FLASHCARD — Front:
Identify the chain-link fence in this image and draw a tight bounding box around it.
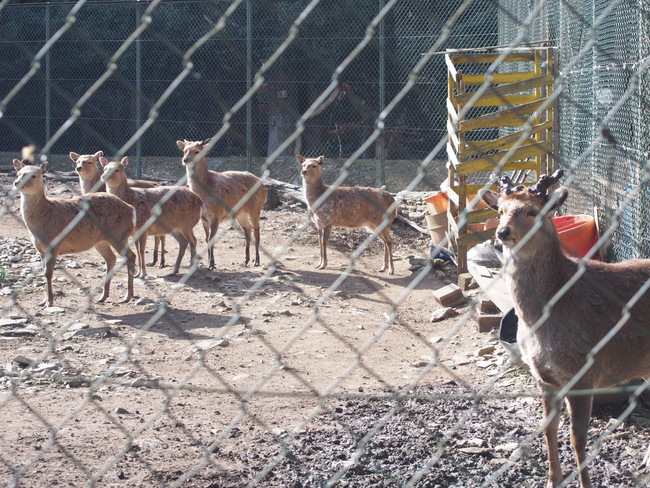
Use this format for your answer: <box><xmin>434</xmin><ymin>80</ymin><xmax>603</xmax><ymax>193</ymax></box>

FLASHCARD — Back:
<box><xmin>2</xmin><ymin>0</ymin><xmax>650</xmax><ymax>487</ymax></box>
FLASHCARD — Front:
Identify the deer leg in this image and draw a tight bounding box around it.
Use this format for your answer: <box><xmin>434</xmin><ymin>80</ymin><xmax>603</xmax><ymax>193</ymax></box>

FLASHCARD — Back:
<box><xmin>41</xmin><ymin>250</ymin><xmax>57</xmax><ymax>307</ymax></box>
<box><xmin>566</xmin><ymin>394</ymin><xmax>594</xmax><ymax>488</ymax></box>
<box><xmin>379</xmin><ymin>228</ymin><xmax>394</xmax><ymax>275</ymax></box>
<box><xmin>94</xmin><ymin>242</ymin><xmax>116</xmax><ymax>303</ymax></box>
<box><xmin>170</xmin><ymin>231</ymin><xmax>188</xmax><ymax>275</ymax></box>
<box><xmin>150</xmin><ymin>236</ymin><xmax>160</xmax><ymax>267</ymax></box>
<box><xmin>186</xmin><ymin>228</ymin><xmax>198</xmax><ymax>268</ymax></box>
<box><xmin>135</xmin><ymin>234</ymin><xmax>148</xmax><ymax>278</ymax></box>
<box><xmin>206</xmin><ymin>217</ymin><xmax>220</xmax><ymax>270</ymax></box>
<box><xmin>542</xmin><ymin>392</ymin><xmax>564</xmax><ymax>488</ymax></box>
<box><xmin>317</xmin><ymin>224</ymin><xmax>331</xmax><ymax>270</ymax></box>
<box><xmin>251</xmin><ymin>213</ymin><xmax>262</xmax><ymax>266</ymax></box>
<box><xmin>236</xmin><ymin>214</ymin><xmax>252</xmax><ymax>266</ymax></box>
<box><xmin>150</xmin><ymin>235</ymin><xmax>167</xmax><ymax>268</ymax></box>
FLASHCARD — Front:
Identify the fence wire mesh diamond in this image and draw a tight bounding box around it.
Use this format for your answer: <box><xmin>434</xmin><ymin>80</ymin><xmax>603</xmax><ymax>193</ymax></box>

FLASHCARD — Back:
<box><xmin>1</xmin><ymin>1</ymin><xmax>650</xmax><ymax>487</ymax></box>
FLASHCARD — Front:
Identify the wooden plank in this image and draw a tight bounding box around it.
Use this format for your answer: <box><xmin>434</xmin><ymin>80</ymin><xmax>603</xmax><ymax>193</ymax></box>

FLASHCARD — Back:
<box><xmin>447</xmin><ymin>97</ymin><xmax>459</xmax><ymax>124</ymax></box>
<box><xmin>460</xmin><ymin>99</ymin><xmax>548</xmax><ymax>131</ymax></box>
<box><xmin>456</xmin><ymin>142</ymin><xmax>549</xmax><ymax>175</ymax></box>
<box><xmin>445</xmin><ymin>54</ymin><xmax>459</xmax><ymax>83</ymax></box>
<box><xmin>455</xmin><ymin>94</ymin><xmax>537</xmax><ymax>108</ymax></box>
<box><xmin>461</xmin><ymin>72</ymin><xmax>537</xmax><ymax>85</ymax></box>
<box><xmin>447</xmin><ymin>141</ymin><xmax>461</xmax><ymax>170</ymax></box>
<box><xmin>455</xmin><ymin>74</ymin><xmax>552</xmax><ymax>105</ymax></box>
<box><xmin>468</xmin><ymin>262</ymin><xmax>514</xmax><ymax>314</ymax></box>
<box><xmin>449</xmin><ymin>52</ymin><xmax>535</xmax><ymax>64</ymax></box>
<box><xmin>461</xmin><ymin>120</ymin><xmax>552</xmax><ymax>158</ymax></box>
<box><xmin>447</xmin><ymin>118</ymin><xmax>460</xmax><ymax>151</ymax></box>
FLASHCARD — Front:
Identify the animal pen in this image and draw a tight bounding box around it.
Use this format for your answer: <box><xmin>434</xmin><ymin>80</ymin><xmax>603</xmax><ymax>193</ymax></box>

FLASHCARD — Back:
<box><xmin>1</xmin><ymin>0</ymin><xmax>650</xmax><ymax>487</ymax></box>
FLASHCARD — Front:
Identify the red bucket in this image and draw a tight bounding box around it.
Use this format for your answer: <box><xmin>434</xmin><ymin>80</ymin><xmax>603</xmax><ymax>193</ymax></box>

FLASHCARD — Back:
<box><xmin>553</xmin><ymin>215</ymin><xmax>599</xmax><ymax>259</ymax></box>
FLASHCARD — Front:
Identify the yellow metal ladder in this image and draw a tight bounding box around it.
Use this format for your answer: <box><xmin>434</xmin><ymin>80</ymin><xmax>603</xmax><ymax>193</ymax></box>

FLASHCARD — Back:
<box><xmin>445</xmin><ymin>46</ymin><xmax>558</xmax><ymax>275</ymax></box>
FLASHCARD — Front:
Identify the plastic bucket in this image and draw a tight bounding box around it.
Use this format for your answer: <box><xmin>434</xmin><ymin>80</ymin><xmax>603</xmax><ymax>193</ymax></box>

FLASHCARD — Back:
<box><xmin>553</xmin><ymin>215</ymin><xmax>599</xmax><ymax>259</ymax></box>
<box><xmin>424</xmin><ymin>192</ymin><xmax>449</xmax><ymax>214</ymax></box>
<box><xmin>426</xmin><ymin>212</ymin><xmax>448</xmax><ymax>246</ymax></box>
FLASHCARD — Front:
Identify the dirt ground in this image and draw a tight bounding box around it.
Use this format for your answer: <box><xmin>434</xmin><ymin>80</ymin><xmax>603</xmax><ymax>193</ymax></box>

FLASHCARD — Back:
<box><xmin>1</xmin><ymin>170</ymin><xmax>649</xmax><ymax>487</ymax></box>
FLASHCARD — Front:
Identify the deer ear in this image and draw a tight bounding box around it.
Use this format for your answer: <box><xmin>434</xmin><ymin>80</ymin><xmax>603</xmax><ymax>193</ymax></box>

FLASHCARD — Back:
<box><xmin>480</xmin><ymin>190</ymin><xmax>501</xmax><ymax>211</ymax></box>
<box><xmin>99</xmin><ymin>157</ymin><xmax>109</xmax><ymax>167</ymax></box>
<box><xmin>548</xmin><ymin>186</ymin><xmax>569</xmax><ymax>211</ymax></box>
<box><xmin>40</xmin><ymin>162</ymin><xmax>49</xmax><ymax>174</ymax></box>
<box><xmin>176</xmin><ymin>140</ymin><xmax>186</xmax><ymax>151</ymax></box>
<box><xmin>201</xmin><ymin>139</ymin><xmax>212</xmax><ymax>148</ymax></box>
<box><xmin>121</xmin><ymin>157</ymin><xmax>129</xmax><ymax>167</ymax></box>
<box><xmin>13</xmin><ymin>159</ymin><xmax>24</xmax><ymax>171</ymax></box>
<box><xmin>297</xmin><ymin>155</ymin><xmax>305</xmax><ymax>164</ymax></box>
<box><xmin>316</xmin><ymin>156</ymin><xmax>324</xmax><ymax>165</ymax></box>
<box><xmin>94</xmin><ymin>151</ymin><xmax>103</xmax><ymax>159</ymax></box>
<box><xmin>70</xmin><ymin>152</ymin><xmax>79</xmax><ymax>162</ymax></box>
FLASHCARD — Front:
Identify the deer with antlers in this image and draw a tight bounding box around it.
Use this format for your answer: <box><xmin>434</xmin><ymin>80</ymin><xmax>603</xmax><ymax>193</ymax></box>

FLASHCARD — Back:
<box><xmin>481</xmin><ymin>169</ymin><xmax>650</xmax><ymax>488</ymax></box>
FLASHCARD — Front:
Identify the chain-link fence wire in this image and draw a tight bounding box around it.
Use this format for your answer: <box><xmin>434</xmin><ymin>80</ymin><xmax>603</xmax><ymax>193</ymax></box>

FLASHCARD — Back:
<box><xmin>2</xmin><ymin>0</ymin><xmax>650</xmax><ymax>486</ymax></box>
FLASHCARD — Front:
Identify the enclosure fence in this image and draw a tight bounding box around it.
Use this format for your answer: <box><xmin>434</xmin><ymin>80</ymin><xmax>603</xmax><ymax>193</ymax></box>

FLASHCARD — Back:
<box><xmin>1</xmin><ymin>0</ymin><xmax>650</xmax><ymax>487</ymax></box>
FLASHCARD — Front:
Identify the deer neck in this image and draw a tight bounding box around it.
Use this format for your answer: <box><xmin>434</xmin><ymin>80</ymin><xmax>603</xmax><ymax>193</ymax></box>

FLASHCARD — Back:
<box><xmin>503</xmin><ymin>233</ymin><xmax>572</xmax><ymax>320</ymax></box>
<box><xmin>303</xmin><ymin>178</ymin><xmax>327</xmax><ymax>205</ymax></box>
<box><xmin>107</xmin><ymin>181</ymin><xmax>134</xmax><ymax>203</ymax></box>
<box><xmin>185</xmin><ymin>159</ymin><xmax>210</xmax><ymax>194</ymax></box>
<box><xmin>80</xmin><ymin>173</ymin><xmax>103</xmax><ymax>194</ymax></box>
<box><xmin>20</xmin><ymin>190</ymin><xmax>51</xmax><ymax>226</ymax></box>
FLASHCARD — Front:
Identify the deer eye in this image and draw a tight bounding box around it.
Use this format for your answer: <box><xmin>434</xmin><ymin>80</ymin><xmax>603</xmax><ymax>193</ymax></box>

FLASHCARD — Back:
<box><xmin>528</xmin><ymin>210</ymin><xmax>539</xmax><ymax>217</ymax></box>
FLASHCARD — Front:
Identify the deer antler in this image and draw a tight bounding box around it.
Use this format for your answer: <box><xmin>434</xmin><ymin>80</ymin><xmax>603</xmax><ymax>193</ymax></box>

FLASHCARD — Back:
<box><xmin>497</xmin><ymin>175</ymin><xmax>525</xmax><ymax>196</ymax></box>
<box><xmin>528</xmin><ymin>169</ymin><xmax>564</xmax><ymax>198</ymax></box>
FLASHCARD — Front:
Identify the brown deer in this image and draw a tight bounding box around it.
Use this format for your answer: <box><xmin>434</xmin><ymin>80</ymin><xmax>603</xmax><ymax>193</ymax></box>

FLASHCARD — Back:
<box><xmin>298</xmin><ymin>155</ymin><xmax>397</xmax><ymax>274</ymax></box>
<box><xmin>175</xmin><ymin>139</ymin><xmax>267</xmax><ymax>270</ymax></box>
<box><xmin>13</xmin><ymin>159</ymin><xmax>136</xmax><ymax>307</ymax></box>
<box><xmin>100</xmin><ymin>156</ymin><xmax>201</xmax><ymax>279</ymax></box>
<box><xmin>69</xmin><ymin>151</ymin><xmax>167</xmax><ymax>268</ymax></box>
<box><xmin>481</xmin><ymin>169</ymin><xmax>650</xmax><ymax>488</ymax></box>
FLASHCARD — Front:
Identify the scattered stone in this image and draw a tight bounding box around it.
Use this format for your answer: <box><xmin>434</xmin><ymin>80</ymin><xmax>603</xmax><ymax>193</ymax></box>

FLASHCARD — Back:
<box><xmin>0</xmin><ymin>318</ymin><xmax>28</xmax><ymax>328</ymax></box>
<box><xmin>430</xmin><ymin>307</ymin><xmax>457</xmax><ymax>322</ymax></box>
<box><xmin>13</xmin><ymin>354</ymin><xmax>35</xmax><ymax>366</ymax></box>
<box><xmin>68</xmin><ymin>322</ymin><xmax>89</xmax><ymax>332</ymax></box>
<box><xmin>0</xmin><ymin>328</ymin><xmax>37</xmax><ymax>337</ymax></box>
<box><xmin>476</xmin><ymin>345</ymin><xmax>496</xmax><ymax>357</ymax></box>
<box><xmin>194</xmin><ymin>339</ymin><xmax>230</xmax><ymax>351</ymax></box>
<box><xmin>115</xmin><ymin>407</ymin><xmax>130</xmax><ymax>415</ymax></box>
<box><xmin>135</xmin><ymin>298</ymin><xmax>155</xmax><ymax>306</ymax></box>
<box><xmin>130</xmin><ymin>378</ymin><xmax>160</xmax><ymax>389</ymax></box>
<box><xmin>44</xmin><ymin>306</ymin><xmax>65</xmax><ymax>314</ymax></box>
<box><xmin>458</xmin><ymin>447</ymin><xmax>492</xmax><ymax>456</ymax></box>
<box><xmin>432</xmin><ymin>283</ymin><xmax>465</xmax><ymax>307</ymax></box>
<box><xmin>63</xmin><ymin>327</ymin><xmax>110</xmax><ymax>339</ymax></box>
<box><xmin>429</xmin><ymin>336</ymin><xmax>443</xmax><ymax>344</ymax></box>
<box><xmin>494</xmin><ymin>442</ymin><xmax>520</xmax><ymax>452</ymax></box>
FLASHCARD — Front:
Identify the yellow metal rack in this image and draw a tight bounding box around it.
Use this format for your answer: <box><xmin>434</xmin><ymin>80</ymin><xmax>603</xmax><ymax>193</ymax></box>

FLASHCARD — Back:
<box><xmin>445</xmin><ymin>47</ymin><xmax>558</xmax><ymax>274</ymax></box>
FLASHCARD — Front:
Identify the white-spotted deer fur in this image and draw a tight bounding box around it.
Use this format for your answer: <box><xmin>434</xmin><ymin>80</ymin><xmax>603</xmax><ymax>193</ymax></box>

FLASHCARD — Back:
<box><xmin>100</xmin><ymin>157</ymin><xmax>201</xmax><ymax>278</ymax></box>
<box><xmin>176</xmin><ymin>140</ymin><xmax>267</xmax><ymax>270</ymax></box>
<box><xmin>70</xmin><ymin>151</ymin><xmax>167</xmax><ymax>267</ymax></box>
<box><xmin>298</xmin><ymin>155</ymin><xmax>397</xmax><ymax>274</ymax></box>
<box><xmin>13</xmin><ymin>159</ymin><xmax>136</xmax><ymax>307</ymax></box>
<box><xmin>482</xmin><ymin>170</ymin><xmax>650</xmax><ymax>488</ymax></box>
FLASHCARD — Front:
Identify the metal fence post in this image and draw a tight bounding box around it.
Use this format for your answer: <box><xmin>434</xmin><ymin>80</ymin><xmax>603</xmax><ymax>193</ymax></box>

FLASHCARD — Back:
<box><xmin>135</xmin><ymin>0</ymin><xmax>143</xmax><ymax>178</ymax></box>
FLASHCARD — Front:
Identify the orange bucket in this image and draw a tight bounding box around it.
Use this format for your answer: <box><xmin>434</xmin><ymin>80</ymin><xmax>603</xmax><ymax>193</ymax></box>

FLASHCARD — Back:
<box><xmin>554</xmin><ymin>215</ymin><xmax>599</xmax><ymax>259</ymax></box>
<box><xmin>425</xmin><ymin>192</ymin><xmax>449</xmax><ymax>214</ymax></box>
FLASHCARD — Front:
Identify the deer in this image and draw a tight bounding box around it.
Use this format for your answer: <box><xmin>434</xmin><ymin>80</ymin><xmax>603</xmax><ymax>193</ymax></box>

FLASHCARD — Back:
<box><xmin>12</xmin><ymin>159</ymin><xmax>136</xmax><ymax>307</ymax></box>
<box><xmin>481</xmin><ymin>169</ymin><xmax>650</xmax><ymax>488</ymax></box>
<box><xmin>100</xmin><ymin>156</ymin><xmax>201</xmax><ymax>279</ymax></box>
<box><xmin>175</xmin><ymin>139</ymin><xmax>267</xmax><ymax>270</ymax></box>
<box><xmin>298</xmin><ymin>155</ymin><xmax>397</xmax><ymax>274</ymax></box>
<box><xmin>69</xmin><ymin>150</ymin><xmax>167</xmax><ymax>268</ymax></box>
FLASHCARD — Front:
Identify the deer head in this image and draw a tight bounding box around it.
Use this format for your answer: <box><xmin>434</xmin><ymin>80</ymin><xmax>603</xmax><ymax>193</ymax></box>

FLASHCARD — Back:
<box><xmin>481</xmin><ymin>170</ymin><xmax>568</xmax><ymax>256</ymax></box>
